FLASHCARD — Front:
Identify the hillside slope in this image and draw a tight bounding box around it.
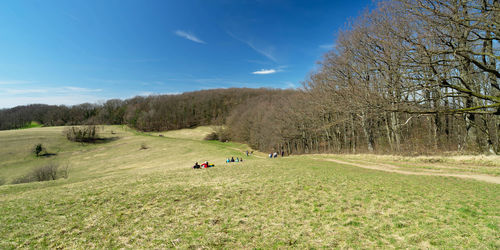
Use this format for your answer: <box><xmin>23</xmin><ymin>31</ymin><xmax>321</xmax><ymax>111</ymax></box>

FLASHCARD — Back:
<box><xmin>0</xmin><ymin>126</ymin><xmax>498</xmax><ymax>248</ymax></box>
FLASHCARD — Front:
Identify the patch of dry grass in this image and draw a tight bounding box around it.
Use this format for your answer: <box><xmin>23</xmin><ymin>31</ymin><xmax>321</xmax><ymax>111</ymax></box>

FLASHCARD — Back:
<box><xmin>318</xmin><ymin>154</ymin><xmax>500</xmax><ymax>176</ymax></box>
<box><xmin>148</xmin><ymin>126</ymin><xmax>215</xmax><ymax>141</ymax></box>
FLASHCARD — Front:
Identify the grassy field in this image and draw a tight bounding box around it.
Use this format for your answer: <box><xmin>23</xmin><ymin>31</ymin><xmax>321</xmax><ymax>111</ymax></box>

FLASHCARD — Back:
<box><xmin>0</xmin><ymin>126</ymin><xmax>498</xmax><ymax>248</ymax></box>
<box><xmin>315</xmin><ymin>154</ymin><xmax>500</xmax><ymax>176</ymax></box>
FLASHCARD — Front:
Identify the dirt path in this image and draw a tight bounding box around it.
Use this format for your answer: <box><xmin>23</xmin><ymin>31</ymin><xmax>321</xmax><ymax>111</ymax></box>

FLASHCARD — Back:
<box><xmin>321</xmin><ymin>158</ymin><xmax>500</xmax><ymax>184</ymax></box>
<box><xmin>227</xmin><ymin>146</ymin><xmax>267</xmax><ymax>159</ymax></box>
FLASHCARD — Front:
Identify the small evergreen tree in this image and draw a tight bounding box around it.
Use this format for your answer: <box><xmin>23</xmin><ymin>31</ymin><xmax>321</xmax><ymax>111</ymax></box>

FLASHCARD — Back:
<box><xmin>33</xmin><ymin>143</ymin><xmax>44</xmax><ymax>157</ymax></box>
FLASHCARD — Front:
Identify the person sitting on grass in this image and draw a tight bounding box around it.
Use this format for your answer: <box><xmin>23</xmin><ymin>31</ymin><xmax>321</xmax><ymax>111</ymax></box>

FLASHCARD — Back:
<box><xmin>193</xmin><ymin>162</ymin><xmax>200</xmax><ymax>169</ymax></box>
<box><xmin>240</xmin><ymin>158</ymin><xmax>243</xmax><ymax>162</ymax></box>
<box><xmin>236</xmin><ymin>157</ymin><xmax>239</xmax><ymax>162</ymax></box>
<box><xmin>201</xmin><ymin>161</ymin><xmax>208</xmax><ymax>168</ymax></box>
<box><xmin>226</xmin><ymin>158</ymin><xmax>230</xmax><ymax>163</ymax></box>
<box><xmin>231</xmin><ymin>157</ymin><xmax>235</xmax><ymax>162</ymax></box>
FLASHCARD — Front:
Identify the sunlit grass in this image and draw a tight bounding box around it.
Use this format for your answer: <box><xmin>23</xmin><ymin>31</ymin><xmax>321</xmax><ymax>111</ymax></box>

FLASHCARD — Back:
<box><xmin>331</xmin><ymin>154</ymin><xmax>500</xmax><ymax>176</ymax></box>
<box><xmin>0</xmin><ymin>126</ymin><xmax>498</xmax><ymax>248</ymax></box>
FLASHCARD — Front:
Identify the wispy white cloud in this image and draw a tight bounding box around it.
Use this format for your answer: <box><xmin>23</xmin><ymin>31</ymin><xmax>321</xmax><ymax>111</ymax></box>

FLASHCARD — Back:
<box><xmin>0</xmin><ymin>80</ymin><xmax>37</xmax><ymax>85</ymax></box>
<box><xmin>284</xmin><ymin>81</ymin><xmax>297</xmax><ymax>89</ymax></box>
<box><xmin>63</xmin><ymin>12</ymin><xmax>79</xmax><ymax>22</ymax></box>
<box><xmin>62</xmin><ymin>86</ymin><xmax>102</xmax><ymax>92</ymax></box>
<box><xmin>252</xmin><ymin>65</ymin><xmax>287</xmax><ymax>75</ymax></box>
<box><xmin>246</xmin><ymin>59</ymin><xmax>272</xmax><ymax>65</ymax></box>
<box><xmin>0</xmin><ymin>86</ymin><xmax>102</xmax><ymax>95</ymax></box>
<box><xmin>0</xmin><ymin>86</ymin><xmax>105</xmax><ymax>108</ymax></box>
<box><xmin>174</xmin><ymin>30</ymin><xmax>206</xmax><ymax>44</ymax></box>
<box><xmin>252</xmin><ymin>69</ymin><xmax>276</xmax><ymax>75</ymax></box>
<box><xmin>0</xmin><ymin>95</ymin><xmax>104</xmax><ymax>108</ymax></box>
<box><xmin>227</xmin><ymin>31</ymin><xmax>276</xmax><ymax>62</ymax></box>
<box><xmin>1</xmin><ymin>88</ymin><xmax>48</xmax><ymax>94</ymax></box>
<box><xmin>319</xmin><ymin>43</ymin><xmax>334</xmax><ymax>49</ymax></box>
<box><xmin>246</xmin><ymin>42</ymin><xmax>276</xmax><ymax>62</ymax></box>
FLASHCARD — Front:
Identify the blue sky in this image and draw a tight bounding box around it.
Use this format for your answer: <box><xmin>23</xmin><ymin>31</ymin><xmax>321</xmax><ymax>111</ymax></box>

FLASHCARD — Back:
<box><xmin>0</xmin><ymin>0</ymin><xmax>374</xmax><ymax>108</ymax></box>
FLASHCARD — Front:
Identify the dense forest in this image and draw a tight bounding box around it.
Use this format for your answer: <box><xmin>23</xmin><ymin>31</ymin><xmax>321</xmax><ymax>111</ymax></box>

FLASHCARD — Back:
<box><xmin>1</xmin><ymin>0</ymin><xmax>498</xmax><ymax>155</ymax></box>
<box><xmin>228</xmin><ymin>0</ymin><xmax>499</xmax><ymax>155</ymax></box>
<box><xmin>0</xmin><ymin>88</ymin><xmax>277</xmax><ymax>131</ymax></box>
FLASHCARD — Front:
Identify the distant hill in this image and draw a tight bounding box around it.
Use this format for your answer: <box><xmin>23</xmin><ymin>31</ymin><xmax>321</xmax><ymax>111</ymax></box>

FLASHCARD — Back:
<box><xmin>0</xmin><ymin>88</ymin><xmax>293</xmax><ymax>131</ymax></box>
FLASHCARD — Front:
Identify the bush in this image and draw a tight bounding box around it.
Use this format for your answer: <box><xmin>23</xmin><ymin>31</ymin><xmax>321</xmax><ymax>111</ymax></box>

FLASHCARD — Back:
<box><xmin>11</xmin><ymin>174</ymin><xmax>34</xmax><ymax>184</ymax></box>
<box><xmin>140</xmin><ymin>143</ymin><xmax>149</xmax><ymax>150</ymax></box>
<box><xmin>65</xmin><ymin>125</ymin><xmax>100</xmax><ymax>142</ymax></box>
<box><xmin>204</xmin><ymin>132</ymin><xmax>219</xmax><ymax>141</ymax></box>
<box><xmin>33</xmin><ymin>143</ymin><xmax>44</xmax><ymax>157</ymax></box>
<box><xmin>204</xmin><ymin>127</ymin><xmax>230</xmax><ymax>142</ymax></box>
<box><xmin>59</xmin><ymin>164</ymin><xmax>69</xmax><ymax>179</ymax></box>
<box><xmin>11</xmin><ymin>163</ymin><xmax>69</xmax><ymax>184</ymax></box>
<box><xmin>32</xmin><ymin>163</ymin><xmax>58</xmax><ymax>181</ymax></box>
<box><xmin>217</xmin><ymin>129</ymin><xmax>230</xmax><ymax>142</ymax></box>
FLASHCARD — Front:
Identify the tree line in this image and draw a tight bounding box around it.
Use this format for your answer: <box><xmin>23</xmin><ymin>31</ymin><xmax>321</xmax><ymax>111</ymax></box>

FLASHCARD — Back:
<box><xmin>1</xmin><ymin>0</ymin><xmax>498</xmax><ymax>155</ymax></box>
<box><xmin>0</xmin><ymin>88</ymin><xmax>277</xmax><ymax>131</ymax></box>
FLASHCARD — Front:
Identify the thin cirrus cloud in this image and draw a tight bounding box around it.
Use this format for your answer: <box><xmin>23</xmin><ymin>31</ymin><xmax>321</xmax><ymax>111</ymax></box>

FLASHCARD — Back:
<box><xmin>174</xmin><ymin>30</ymin><xmax>206</xmax><ymax>44</ymax></box>
<box><xmin>227</xmin><ymin>31</ymin><xmax>277</xmax><ymax>62</ymax></box>
<box><xmin>62</xmin><ymin>86</ymin><xmax>102</xmax><ymax>92</ymax></box>
<box><xmin>0</xmin><ymin>86</ymin><xmax>102</xmax><ymax>95</ymax></box>
<box><xmin>319</xmin><ymin>43</ymin><xmax>334</xmax><ymax>49</ymax></box>
<box><xmin>0</xmin><ymin>80</ymin><xmax>37</xmax><ymax>85</ymax></box>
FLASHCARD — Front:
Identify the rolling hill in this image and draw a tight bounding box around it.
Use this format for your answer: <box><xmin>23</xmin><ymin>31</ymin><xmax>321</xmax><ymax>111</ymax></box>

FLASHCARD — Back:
<box><xmin>0</xmin><ymin>126</ymin><xmax>498</xmax><ymax>248</ymax></box>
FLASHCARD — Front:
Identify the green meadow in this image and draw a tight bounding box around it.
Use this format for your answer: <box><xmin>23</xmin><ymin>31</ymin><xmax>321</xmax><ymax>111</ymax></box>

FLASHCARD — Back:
<box><xmin>0</xmin><ymin>126</ymin><xmax>498</xmax><ymax>248</ymax></box>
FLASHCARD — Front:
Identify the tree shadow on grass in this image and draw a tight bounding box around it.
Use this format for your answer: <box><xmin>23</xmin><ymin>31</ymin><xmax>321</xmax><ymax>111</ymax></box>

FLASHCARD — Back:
<box><xmin>82</xmin><ymin>136</ymin><xmax>121</xmax><ymax>144</ymax></box>
<box><xmin>39</xmin><ymin>153</ymin><xmax>57</xmax><ymax>157</ymax></box>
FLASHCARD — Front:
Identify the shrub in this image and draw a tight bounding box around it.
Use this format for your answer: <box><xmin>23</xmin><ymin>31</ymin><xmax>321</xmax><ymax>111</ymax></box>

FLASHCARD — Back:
<box><xmin>204</xmin><ymin>132</ymin><xmax>219</xmax><ymax>141</ymax></box>
<box><xmin>65</xmin><ymin>125</ymin><xmax>100</xmax><ymax>142</ymax></box>
<box><xmin>217</xmin><ymin>129</ymin><xmax>230</xmax><ymax>142</ymax></box>
<box><xmin>11</xmin><ymin>163</ymin><xmax>69</xmax><ymax>184</ymax></box>
<box><xmin>11</xmin><ymin>174</ymin><xmax>34</xmax><ymax>184</ymax></box>
<box><xmin>140</xmin><ymin>143</ymin><xmax>149</xmax><ymax>150</ymax></box>
<box><xmin>59</xmin><ymin>164</ymin><xmax>69</xmax><ymax>179</ymax></box>
<box><xmin>32</xmin><ymin>163</ymin><xmax>58</xmax><ymax>181</ymax></box>
<box><xmin>204</xmin><ymin>127</ymin><xmax>231</xmax><ymax>142</ymax></box>
<box><xmin>33</xmin><ymin>143</ymin><xmax>44</xmax><ymax>157</ymax></box>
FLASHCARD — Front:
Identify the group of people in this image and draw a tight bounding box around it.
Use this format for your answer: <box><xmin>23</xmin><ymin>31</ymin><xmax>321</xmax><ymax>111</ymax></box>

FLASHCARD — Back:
<box><xmin>192</xmin><ymin>156</ymin><xmax>244</xmax><ymax>169</ymax></box>
<box><xmin>226</xmin><ymin>156</ymin><xmax>243</xmax><ymax>163</ymax></box>
<box><xmin>192</xmin><ymin>149</ymin><xmax>253</xmax><ymax>169</ymax></box>
<box><xmin>192</xmin><ymin>161</ymin><xmax>214</xmax><ymax>169</ymax></box>
<box><xmin>269</xmin><ymin>151</ymin><xmax>284</xmax><ymax>158</ymax></box>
